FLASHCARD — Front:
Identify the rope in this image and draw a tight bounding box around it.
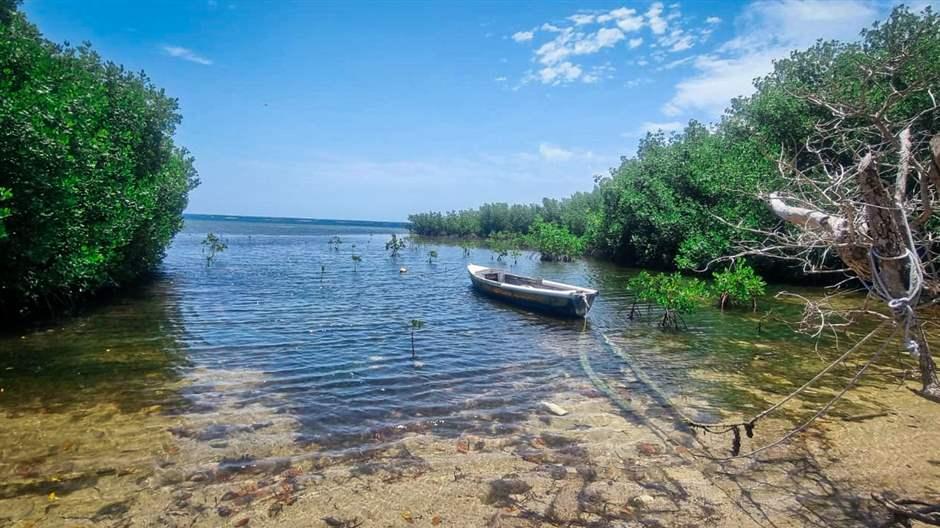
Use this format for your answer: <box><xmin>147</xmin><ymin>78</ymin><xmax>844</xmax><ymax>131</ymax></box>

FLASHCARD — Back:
<box><xmin>703</xmin><ymin>323</ymin><xmax>898</xmax><ymax>461</ymax></box>
<box><xmin>867</xmin><ymin>247</ymin><xmax>924</xmax><ymax>358</ymax></box>
<box><xmin>600</xmin><ymin>321</ymin><xmax>887</xmax><ymax>435</ymax></box>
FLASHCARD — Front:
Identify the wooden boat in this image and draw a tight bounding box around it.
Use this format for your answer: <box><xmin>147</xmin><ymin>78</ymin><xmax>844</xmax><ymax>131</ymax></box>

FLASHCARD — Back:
<box><xmin>467</xmin><ymin>264</ymin><xmax>598</xmax><ymax>318</ymax></box>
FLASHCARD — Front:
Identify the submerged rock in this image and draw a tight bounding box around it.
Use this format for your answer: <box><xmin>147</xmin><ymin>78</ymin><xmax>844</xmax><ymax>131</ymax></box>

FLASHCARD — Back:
<box><xmin>483</xmin><ymin>478</ymin><xmax>532</xmax><ymax>506</ymax></box>
<box><xmin>630</xmin><ymin>494</ymin><xmax>655</xmax><ymax>509</ymax></box>
<box><xmin>541</xmin><ymin>401</ymin><xmax>569</xmax><ymax>416</ymax></box>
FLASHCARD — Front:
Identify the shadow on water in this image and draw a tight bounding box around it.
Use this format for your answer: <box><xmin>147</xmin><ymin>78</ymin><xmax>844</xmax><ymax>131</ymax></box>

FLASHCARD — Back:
<box><xmin>0</xmin><ymin>274</ymin><xmax>189</xmax><ymax>414</ymax></box>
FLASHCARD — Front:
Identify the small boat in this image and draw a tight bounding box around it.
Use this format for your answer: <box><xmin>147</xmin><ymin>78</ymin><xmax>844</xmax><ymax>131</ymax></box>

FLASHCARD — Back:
<box><xmin>467</xmin><ymin>264</ymin><xmax>598</xmax><ymax>318</ymax></box>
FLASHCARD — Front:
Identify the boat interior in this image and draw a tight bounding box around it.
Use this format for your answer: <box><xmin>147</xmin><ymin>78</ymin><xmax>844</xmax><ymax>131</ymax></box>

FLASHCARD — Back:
<box><xmin>481</xmin><ymin>270</ymin><xmax>571</xmax><ymax>291</ymax></box>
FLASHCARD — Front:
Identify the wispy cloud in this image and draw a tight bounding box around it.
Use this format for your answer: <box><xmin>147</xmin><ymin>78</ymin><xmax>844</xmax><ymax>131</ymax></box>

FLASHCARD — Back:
<box><xmin>539</xmin><ymin>143</ymin><xmax>574</xmax><ymax>161</ymax></box>
<box><xmin>705</xmin><ymin>16</ymin><xmax>722</xmax><ymax>24</ymax></box>
<box><xmin>162</xmin><ymin>45</ymin><xmax>213</xmax><ymax>65</ymax></box>
<box><xmin>538</xmin><ymin>142</ymin><xmax>595</xmax><ymax>162</ymax></box>
<box><xmin>662</xmin><ymin>0</ymin><xmax>884</xmax><ymax>118</ymax></box>
<box><xmin>511</xmin><ymin>31</ymin><xmax>534</xmax><ymax>43</ymax></box>
<box><xmin>639</xmin><ymin>120</ymin><xmax>684</xmax><ymax>134</ymax></box>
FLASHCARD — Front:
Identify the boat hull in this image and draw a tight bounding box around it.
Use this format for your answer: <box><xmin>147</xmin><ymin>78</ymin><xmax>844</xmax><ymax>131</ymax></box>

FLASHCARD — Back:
<box><xmin>467</xmin><ymin>265</ymin><xmax>597</xmax><ymax>318</ymax></box>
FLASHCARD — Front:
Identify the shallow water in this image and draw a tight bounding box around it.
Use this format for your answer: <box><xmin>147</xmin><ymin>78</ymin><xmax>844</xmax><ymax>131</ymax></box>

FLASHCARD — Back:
<box><xmin>0</xmin><ymin>218</ymin><xmax>934</xmax><ymax>526</ymax></box>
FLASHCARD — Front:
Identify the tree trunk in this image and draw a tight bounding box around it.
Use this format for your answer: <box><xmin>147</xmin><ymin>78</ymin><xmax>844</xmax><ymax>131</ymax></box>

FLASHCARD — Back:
<box><xmin>857</xmin><ymin>154</ymin><xmax>940</xmax><ymax>402</ymax></box>
<box><xmin>768</xmin><ymin>193</ymin><xmax>871</xmax><ymax>279</ymax></box>
<box><xmin>914</xmin><ymin>326</ymin><xmax>940</xmax><ymax>403</ymax></box>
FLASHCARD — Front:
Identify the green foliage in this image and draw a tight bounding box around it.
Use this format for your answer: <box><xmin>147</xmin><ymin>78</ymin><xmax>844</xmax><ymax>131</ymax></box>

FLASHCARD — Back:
<box><xmin>408</xmin><ymin>193</ymin><xmax>601</xmax><ymax>242</ymax></box>
<box><xmin>627</xmin><ymin>271</ymin><xmax>707</xmax><ymax>329</ymax></box>
<box><xmin>202</xmin><ymin>233</ymin><xmax>227</xmax><ymax>267</ymax></box>
<box><xmin>0</xmin><ymin>0</ymin><xmax>21</xmax><ymax>25</ymax></box>
<box><xmin>712</xmin><ymin>264</ymin><xmax>766</xmax><ymax>310</ymax></box>
<box><xmin>526</xmin><ymin>217</ymin><xmax>584</xmax><ymax>262</ymax></box>
<box><xmin>0</xmin><ymin>11</ymin><xmax>198</xmax><ymax>321</ymax></box>
<box><xmin>385</xmin><ymin>233</ymin><xmax>406</xmax><ymax>257</ymax></box>
<box><xmin>426</xmin><ymin>250</ymin><xmax>438</xmax><ymax>264</ymax></box>
<box><xmin>0</xmin><ymin>186</ymin><xmax>11</xmax><ymax>239</ymax></box>
<box><xmin>594</xmin><ymin>121</ymin><xmax>777</xmax><ymax>271</ymax></box>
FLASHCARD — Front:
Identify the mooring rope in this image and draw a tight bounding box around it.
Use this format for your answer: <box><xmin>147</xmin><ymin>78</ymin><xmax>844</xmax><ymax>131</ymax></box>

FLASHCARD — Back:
<box><xmin>867</xmin><ymin>247</ymin><xmax>925</xmax><ymax>359</ymax></box>
<box><xmin>586</xmin><ymin>319</ymin><xmax>897</xmax><ymax>460</ymax></box>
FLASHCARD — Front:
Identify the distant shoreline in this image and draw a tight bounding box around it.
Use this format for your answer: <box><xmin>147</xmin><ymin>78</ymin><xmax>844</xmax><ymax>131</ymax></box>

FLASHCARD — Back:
<box><xmin>183</xmin><ymin>213</ymin><xmax>411</xmax><ymax>229</ymax></box>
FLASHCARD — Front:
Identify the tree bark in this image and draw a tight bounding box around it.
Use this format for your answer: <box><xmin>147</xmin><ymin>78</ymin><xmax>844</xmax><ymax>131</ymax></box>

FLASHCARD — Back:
<box><xmin>857</xmin><ymin>154</ymin><xmax>940</xmax><ymax>402</ymax></box>
<box><xmin>768</xmin><ymin>193</ymin><xmax>870</xmax><ymax>279</ymax></box>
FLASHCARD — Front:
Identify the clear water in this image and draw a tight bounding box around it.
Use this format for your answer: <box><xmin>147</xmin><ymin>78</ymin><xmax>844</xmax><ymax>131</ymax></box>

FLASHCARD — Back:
<box><xmin>0</xmin><ymin>217</ymin><xmax>926</xmax><ymax>525</ymax></box>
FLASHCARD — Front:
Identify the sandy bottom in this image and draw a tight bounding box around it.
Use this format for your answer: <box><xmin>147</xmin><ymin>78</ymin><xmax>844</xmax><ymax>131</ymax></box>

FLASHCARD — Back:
<box><xmin>2</xmin><ymin>361</ymin><xmax>939</xmax><ymax>528</ymax></box>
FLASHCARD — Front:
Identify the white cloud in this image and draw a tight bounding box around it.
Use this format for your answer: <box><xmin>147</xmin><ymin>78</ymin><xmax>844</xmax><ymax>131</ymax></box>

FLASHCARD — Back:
<box><xmin>669</xmin><ymin>35</ymin><xmax>694</xmax><ymax>51</ymax></box>
<box><xmin>582</xmin><ymin>63</ymin><xmax>615</xmax><ymax>84</ymax></box>
<box><xmin>574</xmin><ymin>27</ymin><xmax>625</xmax><ymax>54</ymax></box>
<box><xmin>535</xmin><ymin>26</ymin><xmax>625</xmax><ymax>68</ymax></box>
<box><xmin>512</xmin><ymin>31</ymin><xmax>534</xmax><ymax>43</ymax></box>
<box><xmin>511</xmin><ymin>3</ymin><xmax>698</xmax><ymax>86</ymax></box>
<box><xmin>568</xmin><ymin>13</ymin><xmax>596</xmax><ymax>25</ymax></box>
<box><xmin>494</xmin><ymin>76</ymin><xmax>508</xmax><ymax>82</ymax></box>
<box><xmin>537</xmin><ymin>61</ymin><xmax>583</xmax><ymax>85</ymax></box>
<box><xmin>646</xmin><ymin>2</ymin><xmax>668</xmax><ymax>35</ymax></box>
<box><xmin>639</xmin><ymin>121</ymin><xmax>685</xmax><ymax>134</ymax></box>
<box><xmin>663</xmin><ymin>51</ymin><xmax>780</xmax><ymax>116</ymax></box>
<box><xmin>659</xmin><ymin>55</ymin><xmax>696</xmax><ymax>70</ymax></box>
<box><xmin>538</xmin><ymin>143</ymin><xmax>595</xmax><ymax>161</ymax></box>
<box><xmin>625</xmin><ymin>77</ymin><xmax>653</xmax><ymax>88</ymax></box>
<box><xmin>162</xmin><ymin>45</ymin><xmax>212</xmax><ymax>65</ymax></box>
<box><xmin>658</xmin><ymin>28</ymin><xmax>695</xmax><ymax>52</ymax></box>
<box><xmin>662</xmin><ymin>0</ymin><xmax>885</xmax><ymax>118</ymax></box>
<box><xmin>705</xmin><ymin>16</ymin><xmax>722</xmax><ymax>24</ymax></box>
<box><xmin>611</xmin><ymin>7</ymin><xmax>645</xmax><ymax>31</ymax></box>
<box><xmin>539</xmin><ymin>143</ymin><xmax>574</xmax><ymax>161</ymax></box>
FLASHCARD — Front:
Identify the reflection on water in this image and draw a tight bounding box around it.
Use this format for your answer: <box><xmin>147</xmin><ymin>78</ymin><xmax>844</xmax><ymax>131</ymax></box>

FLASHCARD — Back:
<box><xmin>0</xmin><ymin>217</ymin><xmax>936</xmax><ymax>526</ymax></box>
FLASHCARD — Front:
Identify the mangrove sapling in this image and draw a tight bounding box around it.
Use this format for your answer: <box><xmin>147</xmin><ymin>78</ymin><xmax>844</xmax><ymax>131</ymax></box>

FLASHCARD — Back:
<box><xmin>385</xmin><ymin>234</ymin><xmax>407</xmax><ymax>257</ymax></box>
<box><xmin>409</xmin><ymin>319</ymin><xmax>425</xmax><ymax>359</ymax></box>
<box><xmin>510</xmin><ymin>249</ymin><xmax>522</xmax><ymax>266</ymax></box>
<box><xmin>459</xmin><ymin>243</ymin><xmax>472</xmax><ymax>258</ymax></box>
<box><xmin>328</xmin><ymin>236</ymin><xmax>342</xmax><ymax>251</ymax></box>
<box><xmin>627</xmin><ymin>271</ymin><xmax>706</xmax><ymax>329</ymax></box>
<box><xmin>202</xmin><ymin>233</ymin><xmax>228</xmax><ymax>267</ymax></box>
<box><xmin>711</xmin><ymin>264</ymin><xmax>766</xmax><ymax>312</ymax></box>
<box><xmin>427</xmin><ymin>250</ymin><xmax>438</xmax><ymax>265</ymax></box>
<box><xmin>528</xmin><ymin>217</ymin><xmax>584</xmax><ymax>262</ymax></box>
<box><xmin>351</xmin><ymin>254</ymin><xmax>361</xmax><ymax>272</ymax></box>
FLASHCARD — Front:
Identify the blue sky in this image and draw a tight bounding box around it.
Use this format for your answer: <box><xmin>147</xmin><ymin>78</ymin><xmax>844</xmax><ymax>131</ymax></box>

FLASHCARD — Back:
<box><xmin>23</xmin><ymin>0</ymin><xmax>932</xmax><ymax>221</ymax></box>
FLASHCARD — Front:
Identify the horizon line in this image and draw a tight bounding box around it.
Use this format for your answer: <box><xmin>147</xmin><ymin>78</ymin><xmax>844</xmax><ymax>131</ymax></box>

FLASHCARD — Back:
<box><xmin>183</xmin><ymin>212</ymin><xmax>411</xmax><ymax>226</ymax></box>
